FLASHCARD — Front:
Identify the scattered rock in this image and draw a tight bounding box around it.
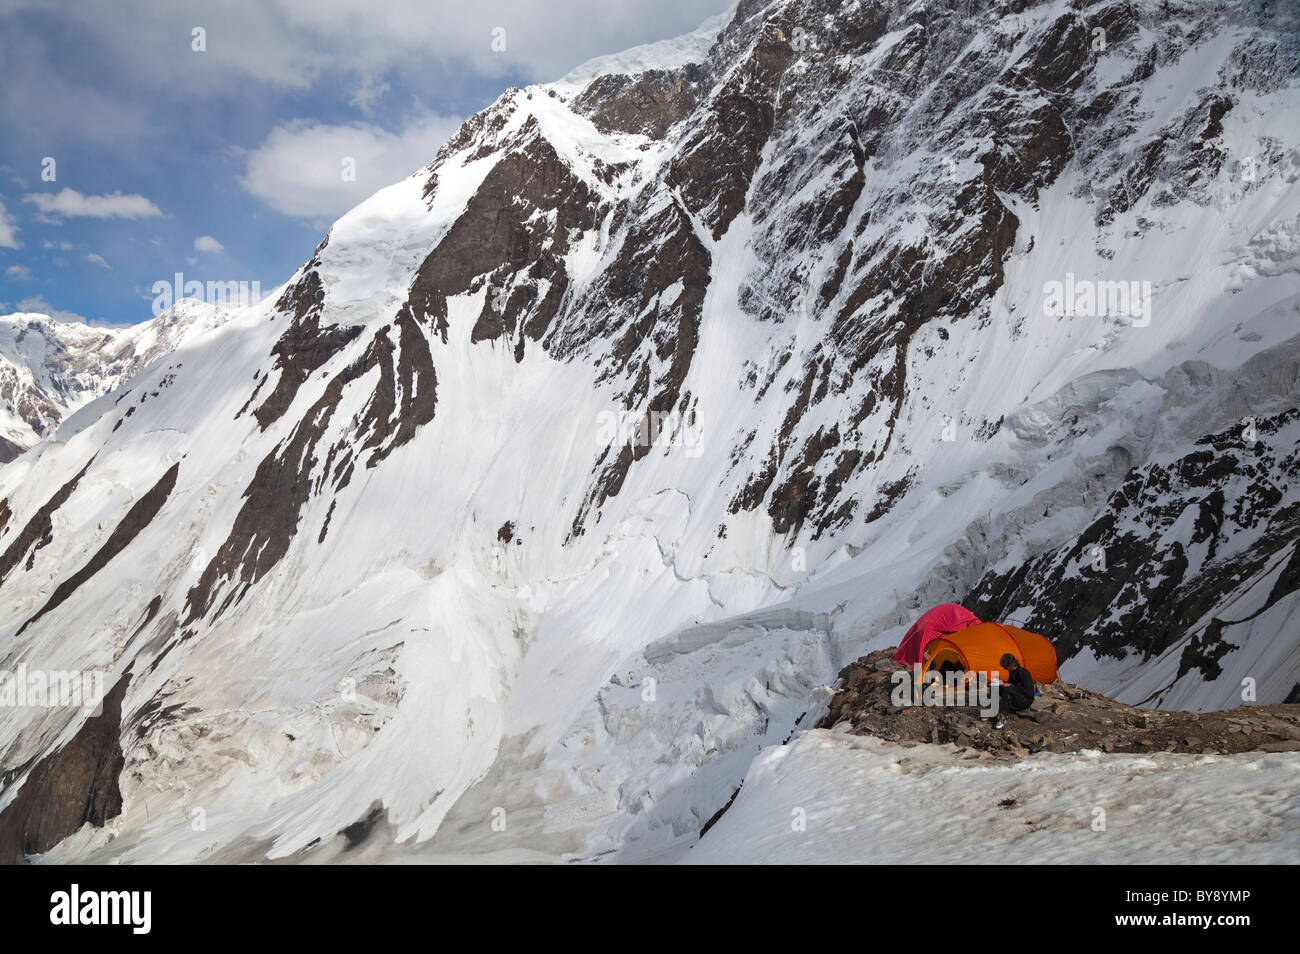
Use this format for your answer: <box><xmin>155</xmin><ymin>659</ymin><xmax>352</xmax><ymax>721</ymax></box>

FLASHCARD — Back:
<box><xmin>1261</xmin><ymin>741</ymin><xmax>1300</xmax><ymax>753</ymax></box>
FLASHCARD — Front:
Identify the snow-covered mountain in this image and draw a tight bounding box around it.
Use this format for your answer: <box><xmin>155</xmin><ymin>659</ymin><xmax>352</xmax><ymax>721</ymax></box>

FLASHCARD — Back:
<box><xmin>1</xmin><ymin>0</ymin><xmax>1298</xmax><ymax>864</ymax></box>
<box><xmin>0</xmin><ymin>300</ymin><xmax>226</xmax><ymax>462</ymax></box>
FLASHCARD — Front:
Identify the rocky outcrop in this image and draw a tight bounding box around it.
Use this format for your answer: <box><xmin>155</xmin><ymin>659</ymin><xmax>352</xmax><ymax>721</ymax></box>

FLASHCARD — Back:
<box><xmin>574</xmin><ymin>65</ymin><xmax>707</xmax><ymax>139</ymax></box>
<box><xmin>0</xmin><ymin>458</ymin><xmax>93</xmax><ymax>587</ymax></box>
<box><xmin>410</xmin><ymin>129</ymin><xmax>600</xmax><ymax>359</ymax></box>
<box><xmin>250</xmin><ymin>269</ymin><xmax>363</xmax><ymax>430</ymax></box>
<box><xmin>188</xmin><ymin>312</ymin><xmax>437</xmax><ymax>624</ymax></box>
<box><xmin>820</xmin><ymin>649</ymin><xmax>1300</xmax><ymax>758</ymax></box>
<box><xmin>18</xmin><ymin>462</ymin><xmax>179</xmax><ymax>635</ymax></box>
<box><xmin>0</xmin><ymin>672</ymin><xmax>130</xmax><ymax>864</ymax></box>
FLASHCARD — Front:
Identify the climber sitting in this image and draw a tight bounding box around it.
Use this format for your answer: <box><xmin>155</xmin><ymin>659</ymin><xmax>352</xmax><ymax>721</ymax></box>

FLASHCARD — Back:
<box><xmin>990</xmin><ymin>653</ymin><xmax>1035</xmax><ymax>728</ymax></box>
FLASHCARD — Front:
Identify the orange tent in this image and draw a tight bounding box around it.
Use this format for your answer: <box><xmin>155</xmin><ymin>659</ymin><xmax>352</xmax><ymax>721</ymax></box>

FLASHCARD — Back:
<box><xmin>920</xmin><ymin>622</ymin><xmax>1058</xmax><ymax>684</ymax></box>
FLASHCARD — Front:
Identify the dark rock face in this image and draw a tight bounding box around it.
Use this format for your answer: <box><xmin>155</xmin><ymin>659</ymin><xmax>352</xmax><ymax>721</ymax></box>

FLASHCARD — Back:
<box><xmin>0</xmin><ymin>458</ymin><xmax>93</xmax><ymax>587</ymax></box>
<box><xmin>250</xmin><ymin>269</ymin><xmax>364</xmax><ymax>430</ymax></box>
<box><xmin>560</xmin><ymin>195</ymin><xmax>712</xmax><ymax>537</ymax></box>
<box><xmin>0</xmin><ymin>437</ymin><xmax>23</xmax><ymax>464</ymax></box>
<box><xmin>187</xmin><ymin>313</ymin><xmax>437</xmax><ymax>623</ymax></box>
<box><xmin>558</xmin><ymin>0</ymin><xmax>1125</xmax><ymax>539</ymax></box>
<box><xmin>0</xmin><ymin>672</ymin><xmax>130</xmax><ymax>864</ymax></box>
<box><xmin>410</xmin><ymin>129</ymin><xmax>600</xmax><ymax>361</ymax></box>
<box><xmin>575</xmin><ymin>66</ymin><xmax>708</xmax><ymax>139</ymax></box>
<box><xmin>339</xmin><ymin>801</ymin><xmax>385</xmax><ymax>850</ymax></box>
<box><xmin>18</xmin><ymin>462</ymin><xmax>180</xmax><ymax>635</ymax></box>
<box><xmin>1097</xmin><ymin>91</ymin><xmax>1235</xmax><ymax>225</ymax></box>
<box><xmin>664</xmin><ymin>34</ymin><xmax>788</xmax><ymax>243</ymax></box>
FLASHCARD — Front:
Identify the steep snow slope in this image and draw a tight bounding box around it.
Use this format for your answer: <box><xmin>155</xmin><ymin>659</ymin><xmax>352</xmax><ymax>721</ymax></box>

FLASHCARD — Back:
<box><xmin>0</xmin><ymin>300</ymin><xmax>226</xmax><ymax>461</ymax></box>
<box><xmin>1</xmin><ymin>0</ymin><xmax>1299</xmax><ymax>864</ymax></box>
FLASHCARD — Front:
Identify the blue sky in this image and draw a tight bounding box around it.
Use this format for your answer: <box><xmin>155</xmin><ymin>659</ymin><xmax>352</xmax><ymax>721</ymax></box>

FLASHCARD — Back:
<box><xmin>0</xmin><ymin>0</ymin><xmax>729</xmax><ymax>325</ymax></box>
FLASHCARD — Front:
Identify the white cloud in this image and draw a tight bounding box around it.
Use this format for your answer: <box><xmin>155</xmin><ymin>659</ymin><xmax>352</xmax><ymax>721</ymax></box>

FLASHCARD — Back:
<box><xmin>0</xmin><ymin>199</ymin><xmax>20</xmax><ymax>248</ymax></box>
<box><xmin>14</xmin><ymin>295</ymin><xmax>98</xmax><ymax>325</ymax></box>
<box><xmin>349</xmin><ymin>74</ymin><xmax>391</xmax><ymax>113</ymax></box>
<box><xmin>193</xmin><ymin>235</ymin><xmax>225</xmax><ymax>253</ymax></box>
<box><xmin>13</xmin><ymin>0</ymin><xmax>732</xmax><ymax>90</ymax></box>
<box><xmin>238</xmin><ymin>113</ymin><xmax>463</xmax><ymax>223</ymax></box>
<box><xmin>42</xmin><ymin>240</ymin><xmax>75</xmax><ymax>250</ymax></box>
<box><xmin>5</xmin><ymin>264</ymin><xmax>33</xmax><ymax>280</ymax></box>
<box><xmin>85</xmin><ymin>253</ymin><xmax>112</xmax><ymax>269</ymax></box>
<box><xmin>24</xmin><ymin>188</ymin><xmax>164</xmax><ymax>220</ymax></box>
<box><xmin>0</xmin><ymin>1</ymin><xmax>732</xmax><ymax>162</ymax></box>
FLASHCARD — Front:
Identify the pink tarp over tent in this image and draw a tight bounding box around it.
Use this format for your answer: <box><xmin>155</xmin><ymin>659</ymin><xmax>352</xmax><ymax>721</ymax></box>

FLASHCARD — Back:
<box><xmin>892</xmin><ymin>603</ymin><xmax>981</xmax><ymax>665</ymax></box>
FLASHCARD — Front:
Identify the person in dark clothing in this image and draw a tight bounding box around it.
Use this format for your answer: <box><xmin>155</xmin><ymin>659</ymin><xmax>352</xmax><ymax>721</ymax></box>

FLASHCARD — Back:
<box><xmin>994</xmin><ymin>653</ymin><xmax>1035</xmax><ymax>727</ymax></box>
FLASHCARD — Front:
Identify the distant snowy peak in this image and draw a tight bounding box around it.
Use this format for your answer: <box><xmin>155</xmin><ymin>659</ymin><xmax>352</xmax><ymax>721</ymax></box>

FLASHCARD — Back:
<box><xmin>0</xmin><ymin>299</ymin><xmax>226</xmax><ymax>460</ymax></box>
